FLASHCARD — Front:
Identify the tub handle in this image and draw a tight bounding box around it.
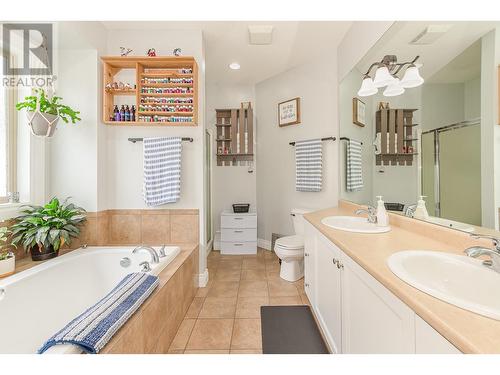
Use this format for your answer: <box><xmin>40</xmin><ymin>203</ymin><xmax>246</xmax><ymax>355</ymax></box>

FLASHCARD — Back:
<box><xmin>120</xmin><ymin>257</ymin><xmax>131</xmax><ymax>268</ymax></box>
<box><xmin>139</xmin><ymin>261</ymin><xmax>152</xmax><ymax>272</ymax></box>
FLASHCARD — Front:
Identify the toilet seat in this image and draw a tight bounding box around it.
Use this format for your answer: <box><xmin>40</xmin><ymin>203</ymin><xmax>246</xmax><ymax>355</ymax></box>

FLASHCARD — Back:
<box><xmin>275</xmin><ymin>235</ymin><xmax>304</xmax><ymax>250</ymax></box>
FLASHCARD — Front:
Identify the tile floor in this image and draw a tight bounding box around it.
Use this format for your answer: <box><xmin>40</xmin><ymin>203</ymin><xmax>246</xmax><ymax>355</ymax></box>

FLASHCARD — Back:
<box><xmin>167</xmin><ymin>248</ymin><xmax>310</xmax><ymax>354</ymax></box>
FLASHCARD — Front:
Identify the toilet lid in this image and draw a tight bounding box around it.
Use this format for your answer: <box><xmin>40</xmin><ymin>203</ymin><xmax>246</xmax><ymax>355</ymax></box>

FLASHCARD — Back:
<box><xmin>275</xmin><ymin>235</ymin><xmax>304</xmax><ymax>249</ymax></box>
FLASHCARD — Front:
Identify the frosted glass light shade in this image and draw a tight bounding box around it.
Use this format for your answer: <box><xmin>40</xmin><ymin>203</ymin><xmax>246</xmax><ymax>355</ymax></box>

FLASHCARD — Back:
<box><xmin>400</xmin><ymin>65</ymin><xmax>424</xmax><ymax>88</ymax></box>
<box><xmin>373</xmin><ymin>66</ymin><xmax>395</xmax><ymax>88</ymax></box>
<box><xmin>383</xmin><ymin>78</ymin><xmax>405</xmax><ymax>97</ymax></box>
<box><xmin>357</xmin><ymin>76</ymin><xmax>378</xmax><ymax>97</ymax></box>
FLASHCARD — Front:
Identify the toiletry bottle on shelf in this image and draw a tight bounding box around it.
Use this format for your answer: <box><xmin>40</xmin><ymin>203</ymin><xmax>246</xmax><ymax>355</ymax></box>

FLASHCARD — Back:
<box><xmin>413</xmin><ymin>196</ymin><xmax>429</xmax><ymax>220</ymax></box>
<box><xmin>131</xmin><ymin>105</ymin><xmax>136</xmax><ymax>121</ymax></box>
<box><xmin>125</xmin><ymin>105</ymin><xmax>130</xmax><ymax>121</ymax></box>
<box><xmin>375</xmin><ymin>196</ymin><xmax>389</xmax><ymax>227</ymax></box>
<box><xmin>119</xmin><ymin>105</ymin><xmax>125</xmax><ymax>122</ymax></box>
<box><xmin>113</xmin><ymin>105</ymin><xmax>120</xmax><ymax>121</ymax></box>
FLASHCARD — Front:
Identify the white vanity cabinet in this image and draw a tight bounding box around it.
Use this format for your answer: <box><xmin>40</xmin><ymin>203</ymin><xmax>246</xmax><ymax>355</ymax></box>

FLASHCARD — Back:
<box><xmin>306</xmin><ymin>223</ymin><xmax>462</xmax><ymax>354</ymax></box>
<box><xmin>315</xmin><ymin>233</ymin><xmax>342</xmax><ymax>353</ymax></box>
<box><xmin>340</xmin><ymin>252</ymin><xmax>415</xmax><ymax>353</ymax></box>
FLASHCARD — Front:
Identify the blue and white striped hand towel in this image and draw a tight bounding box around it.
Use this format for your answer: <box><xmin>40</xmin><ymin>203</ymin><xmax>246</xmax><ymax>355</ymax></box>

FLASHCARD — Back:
<box><xmin>38</xmin><ymin>273</ymin><xmax>159</xmax><ymax>354</ymax></box>
<box><xmin>295</xmin><ymin>139</ymin><xmax>323</xmax><ymax>192</ymax></box>
<box><xmin>346</xmin><ymin>139</ymin><xmax>364</xmax><ymax>191</ymax></box>
<box><xmin>143</xmin><ymin>137</ymin><xmax>182</xmax><ymax>206</ymax></box>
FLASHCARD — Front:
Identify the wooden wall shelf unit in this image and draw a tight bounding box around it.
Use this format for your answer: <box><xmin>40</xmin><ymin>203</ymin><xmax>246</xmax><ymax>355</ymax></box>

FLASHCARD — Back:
<box><xmin>101</xmin><ymin>56</ymin><xmax>198</xmax><ymax>126</ymax></box>
<box><xmin>376</xmin><ymin>108</ymin><xmax>417</xmax><ymax>166</ymax></box>
<box><xmin>215</xmin><ymin>105</ymin><xmax>254</xmax><ymax>166</ymax></box>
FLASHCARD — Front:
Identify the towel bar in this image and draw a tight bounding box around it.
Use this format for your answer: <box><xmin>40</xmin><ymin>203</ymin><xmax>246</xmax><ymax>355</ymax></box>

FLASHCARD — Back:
<box><xmin>128</xmin><ymin>137</ymin><xmax>193</xmax><ymax>143</ymax></box>
<box><xmin>289</xmin><ymin>136</ymin><xmax>336</xmax><ymax>146</ymax></box>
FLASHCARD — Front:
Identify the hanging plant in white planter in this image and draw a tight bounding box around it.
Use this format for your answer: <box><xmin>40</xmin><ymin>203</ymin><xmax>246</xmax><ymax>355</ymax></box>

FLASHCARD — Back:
<box><xmin>15</xmin><ymin>88</ymin><xmax>81</xmax><ymax>137</ymax></box>
<box><xmin>0</xmin><ymin>227</ymin><xmax>15</xmax><ymax>278</ymax></box>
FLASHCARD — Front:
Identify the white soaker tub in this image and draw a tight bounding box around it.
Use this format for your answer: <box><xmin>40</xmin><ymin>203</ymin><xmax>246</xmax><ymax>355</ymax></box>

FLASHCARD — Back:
<box><xmin>0</xmin><ymin>246</ymin><xmax>181</xmax><ymax>354</ymax></box>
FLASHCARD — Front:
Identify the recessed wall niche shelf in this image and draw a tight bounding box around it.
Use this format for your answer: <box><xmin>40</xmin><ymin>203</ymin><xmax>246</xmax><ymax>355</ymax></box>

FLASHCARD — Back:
<box><xmin>101</xmin><ymin>56</ymin><xmax>198</xmax><ymax>126</ymax></box>
<box><xmin>215</xmin><ymin>104</ymin><xmax>254</xmax><ymax>166</ymax></box>
<box><xmin>376</xmin><ymin>108</ymin><xmax>417</xmax><ymax>166</ymax></box>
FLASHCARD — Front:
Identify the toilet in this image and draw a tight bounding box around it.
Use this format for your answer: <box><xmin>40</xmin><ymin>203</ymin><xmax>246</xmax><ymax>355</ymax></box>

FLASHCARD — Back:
<box><xmin>274</xmin><ymin>208</ymin><xmax>311</xmax><ymax>282</ymax></box>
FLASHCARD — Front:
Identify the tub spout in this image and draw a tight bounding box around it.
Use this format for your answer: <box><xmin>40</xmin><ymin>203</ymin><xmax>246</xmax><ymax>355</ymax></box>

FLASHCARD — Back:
<box><xmin>133</xmin><ymin>245</ymin><xmax>160</xmax><ymax>264</ymax></box>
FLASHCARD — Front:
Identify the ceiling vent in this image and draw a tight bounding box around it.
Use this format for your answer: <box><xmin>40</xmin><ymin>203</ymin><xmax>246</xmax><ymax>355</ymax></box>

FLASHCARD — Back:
<box><xmin>248</xmin><ymin>25</ymin><xmax>273</xmax><ymax>45</ymax></box>
<box><xmin>410</xmin><ymin>25</ymin><xmax>452</xmax><ymax>45</ymax></box>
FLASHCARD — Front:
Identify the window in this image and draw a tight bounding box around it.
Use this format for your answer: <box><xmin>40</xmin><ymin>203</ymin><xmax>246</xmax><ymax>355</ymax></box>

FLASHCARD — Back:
<box><xmin>0</xmin><ymin>54</ymin><xmax>18</xmax><ymax>204</ymax></box>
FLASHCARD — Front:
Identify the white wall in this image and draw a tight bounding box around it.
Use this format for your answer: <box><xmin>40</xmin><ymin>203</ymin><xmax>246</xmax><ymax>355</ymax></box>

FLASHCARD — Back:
<box><xmin>205</xmin><ymin>83</ymin><xmax>256</xmax><ymax>239</ymax></box>
<box><xmin>255</xmin><ymin>61</ymin><xmax>339</xmax><ymax>241</ymax></box>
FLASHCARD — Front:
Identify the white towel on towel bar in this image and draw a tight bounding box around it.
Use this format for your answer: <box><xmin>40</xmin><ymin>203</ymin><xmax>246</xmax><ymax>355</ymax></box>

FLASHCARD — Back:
<box><xmin>346</xmin><ymin>139</ymin><xmax>364</xmax><ymax>192</ymax></box>
<box><xmin>143</xmin><ymin>137</ymin><xmax>182</xmax><ymax>206</ymax></box>
<box><xmin>295</xmin><ymin>139</ymin><xmax>323</xmax><ymax>192</ymax></box>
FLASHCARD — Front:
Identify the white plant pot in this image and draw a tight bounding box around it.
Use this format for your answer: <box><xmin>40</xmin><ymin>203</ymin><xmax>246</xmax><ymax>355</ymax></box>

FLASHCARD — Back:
<box><xmin>0</xmin><ymin>255</ymin><xmax>15</xmax><ymax>278</ymax></box>
<box><xmin>27</xmin><ymin>111</ymin><xmax>59</xmax><ymax>137</ymax></box>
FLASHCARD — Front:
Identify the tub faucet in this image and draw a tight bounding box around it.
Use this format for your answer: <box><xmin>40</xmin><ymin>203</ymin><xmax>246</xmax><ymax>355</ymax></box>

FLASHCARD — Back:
<box><xmin>355</xmin><ymin>205</ymin><xmax>377</xmax><ymax>223</ymax></box>
<box><xmin>464</xmin><ymin>234</ymin><xmax>500</xmax><ymax>273</ymax></box>
<box><xmin>133</xmin><ymin>245</ymin><xmax>160</xmax><ymax>264</ymax></box>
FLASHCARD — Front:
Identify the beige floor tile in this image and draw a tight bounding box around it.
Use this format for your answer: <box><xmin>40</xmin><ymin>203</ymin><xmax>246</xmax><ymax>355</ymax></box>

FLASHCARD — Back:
<box><xmin>185</xmin><ymin>297</ymin><xmax>204</xmax><ymax>318</ymax></box>
<box><xmin>235</xmin><ymin>296</ymin><xmax>269</xmax><ymax>318</ymax></box>
<box><xmin>300</xmin><ymin>293</ymin><xmax>311</xmax><ymax>306</ymax></box>
<box><xmin>241</xmin><ymin>269</ymin><xmax>267</xmax><ymax>281</ymax></box>
<box><xmin>169</xmin><ymin>319</ymin><xmax>196</xmax><ymax>350</ymax></box>
<box><xmin>268</xmin><ymin>279</ymin><xmax>299</xmax><ymax>297</ymax></box>
<box><xmin>269</xmin><ymin>296</ymin><xmax>303</xmax><ymax>305</ymax></box>
<box><xmin>186</xmin><ymin>319</ymin><xmax>234</xmax><ymax>350</ymax></box>
<box><xmin>231</xmin><ymin>319</ymin><xmax>262</xmax><ymax>350</ymax></box>
<box><xmin>242</xmin><ymin>258</ymin><xmax>266</xmax><ymax>270</ymax></box>
<box><xmin>217</xmin><ymin>262</ymin><xmax>243</xmax><ymax>271</ymax></box>
<box><xmin>265</xmin><ymin>270</ymin><xmax>282</xmax><ymax>281</ymax></box>
<box><xmin>184</xmin><ymin>349</ymin><xmax>230</xmax><ymax>354</ymax></box>
<box><xmin>195</xmin><ymin>280</ymin><xmax>213</xmax><ymax>298</ymax></box>
<box><xmin>207</xmin><ymin>281</ymin><xmax>239</xmax><ymax>298</ymax></box>
<box><xmin>230</xmin><ymin>349</ymin><xmax>263</xmax><ymax>354</ymax></box>
<box><xmin>238</xmin><ymin>280</ymin><xmax>269</xmax><ymax>297</ymax></box>
<box><xmin>199</xmin><ymin>297</ymin><xmax>237</xmax><ymax>318</ymax></box>
<box><xmin>214</xmin><ymin>269</ymin><xmax>241</xmax><ymax>281</ymax></box>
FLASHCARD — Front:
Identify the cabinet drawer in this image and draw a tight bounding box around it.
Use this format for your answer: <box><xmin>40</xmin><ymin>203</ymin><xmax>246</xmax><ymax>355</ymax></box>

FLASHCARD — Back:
<box><xmin>221</xmin><ymin>241</ymin><xmax>257</xmax><ymax>255</ymax></box>
<box><xmin>221</xmin><ymin>228</ymin><xmax>257</xmax><ymax>242</ymax></box>
<box><xmin>221</xmin><ymin>215</ymin><xmax>257</xmax><ymax>229</ymax></box>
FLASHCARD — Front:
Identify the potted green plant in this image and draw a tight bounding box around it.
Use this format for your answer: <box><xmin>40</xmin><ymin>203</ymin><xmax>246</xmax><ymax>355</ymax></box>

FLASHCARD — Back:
<box><xmin>11</xmin><ymin>197</ymin><xmax>87</xmax><ymax>261</ymax></box>
<box><xmin>16</xmin><ymin>88</ymin><xmax>81</xmax><ymax>137</ymax></box>
<box><xmin>0</xmin><ymin>227</ymin><xmax>15</xmax><ymax>277</ymax></box>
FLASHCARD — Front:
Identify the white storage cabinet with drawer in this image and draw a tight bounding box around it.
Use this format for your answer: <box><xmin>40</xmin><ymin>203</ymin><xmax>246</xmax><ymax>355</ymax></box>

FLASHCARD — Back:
<box><xmin>220</xmin><ymin>211</ymin><xmax>257</xmax><ymax>255</ymax></box>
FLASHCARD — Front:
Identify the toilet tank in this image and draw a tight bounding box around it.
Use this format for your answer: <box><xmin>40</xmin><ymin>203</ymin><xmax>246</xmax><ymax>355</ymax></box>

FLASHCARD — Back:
<box><xmin>291</xmin><ymin>208</ymin><xmax>312</xmax><ymax>236</ymax></box>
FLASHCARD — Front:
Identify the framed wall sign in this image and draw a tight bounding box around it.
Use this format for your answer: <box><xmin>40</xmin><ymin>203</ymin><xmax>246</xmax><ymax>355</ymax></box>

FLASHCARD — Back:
<box><xmin>278</xmin><ymin>97</ymin><xmax>301</xmax><ymax>127</ymax></box>
<box><xmin>352</xmin><ymin>97</ymin><xmax>366</xmax><ymax>127</ymax></box>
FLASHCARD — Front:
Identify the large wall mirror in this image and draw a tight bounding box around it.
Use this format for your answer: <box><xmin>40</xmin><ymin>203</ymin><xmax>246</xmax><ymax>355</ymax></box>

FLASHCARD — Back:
<box><xmin>340</xmin><ymin>21</ymin><xmax>500</xmax><ymax>235</ymax></box>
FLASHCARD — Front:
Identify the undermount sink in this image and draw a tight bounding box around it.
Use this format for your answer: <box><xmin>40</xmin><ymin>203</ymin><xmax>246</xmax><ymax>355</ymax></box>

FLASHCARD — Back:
<box><xmin>388</xmin><ymin>250</ymin><xmax>500</xmax><ymax>320</ymax></box>
<box><xmin>321</xmin><ymin>216</ymin><xmax>391</xmax><ymax>234</ymax></box>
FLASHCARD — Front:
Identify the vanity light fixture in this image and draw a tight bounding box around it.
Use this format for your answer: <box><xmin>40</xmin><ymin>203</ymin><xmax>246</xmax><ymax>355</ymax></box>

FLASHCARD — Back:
<box><xmin>229</xmin><ymin>62</ymin><xmax>241</xmax><ymax>70</ymax></box>
<box><xmin>358</xmin><ymin>55</ymin><xmax>424</xmax><ymax>97</ymax></box>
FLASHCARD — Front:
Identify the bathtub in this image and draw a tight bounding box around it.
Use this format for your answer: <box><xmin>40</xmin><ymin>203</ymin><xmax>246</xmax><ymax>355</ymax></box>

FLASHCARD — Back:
<box><xmin>0</xmin><ymin>245</ymin><xmax>180</xmax><ymax>354</ymax></box>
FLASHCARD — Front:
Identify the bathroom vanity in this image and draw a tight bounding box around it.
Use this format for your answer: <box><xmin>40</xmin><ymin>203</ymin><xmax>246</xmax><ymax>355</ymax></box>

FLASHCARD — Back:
<box><xmin>303</xmin><ymin>202</ymin><xmax>500</xmax><ymax>354</ymax></box>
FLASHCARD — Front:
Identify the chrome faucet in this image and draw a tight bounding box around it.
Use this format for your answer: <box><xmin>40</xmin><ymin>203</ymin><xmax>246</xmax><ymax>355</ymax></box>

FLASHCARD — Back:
<box><xmin>405</xmin><ymin>204</ymin><xmax>417</xmax><ymax>218</ymax></box>
<box><xmin>132</xmin><ymin>245</ymin><xmax>160</xmax><ymax>264</ymax></box>
<box><xmin>464</xmin><ymin>234</ymin><xmax>500</xmax><ymax>273</ymax></box>
<box><xmin>355</xmin><ymin>205</ymin><xmax>377</xmax><ymax>223</ymax></box>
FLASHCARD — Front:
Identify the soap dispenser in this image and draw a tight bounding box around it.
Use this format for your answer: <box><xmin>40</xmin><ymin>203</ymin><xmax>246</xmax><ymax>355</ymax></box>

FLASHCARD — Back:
<box><xmin>375</xmin><ymin>196</ymin><xmax>389</xmax><ymax>227</ymax></box>
<box><xmin>413</xmin><ymin>196</ymin><xmax>429</xmax><ymax>220</ymax></box>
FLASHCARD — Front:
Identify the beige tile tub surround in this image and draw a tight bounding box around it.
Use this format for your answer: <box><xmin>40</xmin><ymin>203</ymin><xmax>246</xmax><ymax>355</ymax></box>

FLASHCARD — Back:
<box><xmin>101</xmin><ymin>244</ymin><xmax>199</xmax><ymax>354</ymax></box>
<box><xmin>304</xmin><ymin>200</ymin><xmax>500</xmax><ymax>354</ymax></box>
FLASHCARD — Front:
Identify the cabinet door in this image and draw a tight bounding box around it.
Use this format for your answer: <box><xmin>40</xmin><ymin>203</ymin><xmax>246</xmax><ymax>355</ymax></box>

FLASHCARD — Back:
<box><xmin>303</xmin><ymin>221</ymin><xmax>316</xmax><ymax>306</ymax></box>
<box><xmin>341</xmin><ymin>253</ymin><xmax>415</xmax><ymax>354</ymax></box>
<box><xmin>315</xmin><ymin>233</ymin><xmax>342</xmax><ymax>354</ymax></box>
<box><xmin>415</xmin><ymin>315</ymin><xmax>461</xmax><ymax>354</ymax></box>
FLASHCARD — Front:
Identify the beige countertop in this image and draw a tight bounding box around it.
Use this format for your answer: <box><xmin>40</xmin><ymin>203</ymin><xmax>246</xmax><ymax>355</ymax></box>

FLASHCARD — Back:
<box><xmin>304</xmin><ymin>201</ymin><xmax>500</xmax><ymax>354</ymax></box>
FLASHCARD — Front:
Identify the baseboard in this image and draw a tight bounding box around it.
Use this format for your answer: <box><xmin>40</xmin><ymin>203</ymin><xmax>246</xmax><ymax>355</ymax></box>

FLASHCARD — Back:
<box><xmin>198</xmin><ymin>268</ymin><xmax>209</xmax><ymax>287</ymax></box>
<box><xmin>258</xmin><ymin>238</ymin><xmax>272</xmax><ymax>251</ymax></box>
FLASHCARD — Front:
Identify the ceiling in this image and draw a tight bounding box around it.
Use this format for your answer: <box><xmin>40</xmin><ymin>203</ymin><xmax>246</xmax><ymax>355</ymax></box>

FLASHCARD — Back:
<box><xmin>101</xmin><ymin>21</ymin><xmax>352</xmax><ymax>85</ymax></box>
<box><xmin>355</xmin><ymin>21</ymin><xmax>499</xmax><ymax>85</ymax></box>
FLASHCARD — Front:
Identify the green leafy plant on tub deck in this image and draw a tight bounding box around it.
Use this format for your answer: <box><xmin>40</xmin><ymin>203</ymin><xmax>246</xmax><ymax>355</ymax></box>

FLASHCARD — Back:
<box><xmin>11</xmin><ymin>198</ymin><xmax>87</xmax><ymax>260</ymax></box>
<box><xmin>0</xmin><ymin>227</ymin><xmax>14</xmax><ymax>261</ymax></box>
<box><xmin>15</xmin><ymin>88</ymin><xmax>82</xmax><ymax>124</ymax></box>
